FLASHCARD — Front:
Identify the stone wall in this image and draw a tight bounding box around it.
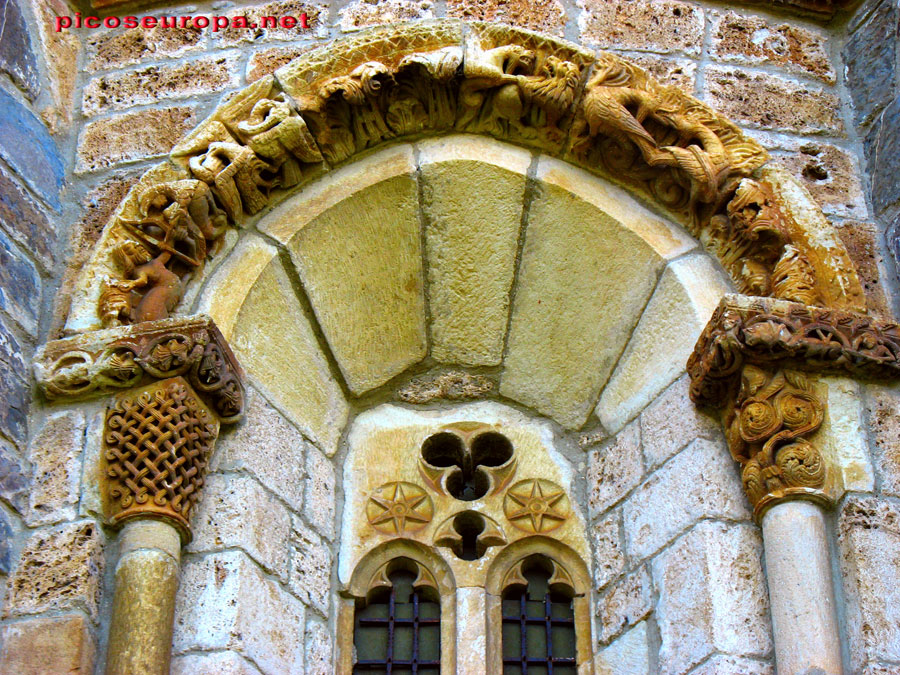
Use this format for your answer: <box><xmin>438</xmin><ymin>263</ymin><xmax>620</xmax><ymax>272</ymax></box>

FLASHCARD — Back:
<box><xmin>1</xmin><ymin>0</ymin><xmax>900</xmax><ymax>673</ymax></box>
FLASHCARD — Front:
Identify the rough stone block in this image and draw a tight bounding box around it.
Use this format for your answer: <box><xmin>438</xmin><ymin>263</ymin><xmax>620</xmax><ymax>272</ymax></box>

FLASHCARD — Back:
<box><xmin>623</xmin><ymin>438</ymin><xmax>749</xmax><ymax>560</ymax></box>
<box><xmin>690</xmin><ymin>655</ymin><xmax>774</xmax><ymax>674</ymax></box>
<box><xmin>640</xmin><ymin>374</ymin><xmax>720</xmax><ymax>470</ymax></box>
<box><xmin>340</xmin><ymin>0</ymin><xmax>434</xmax><ymax>31</ymax></box>
<box><xmin>704</xmin><ymin>66</ymin><xmax>843</xmax><ymax>135</ymax></box>
<box><xmin>844</xmin><ymin>0</ymin><xmax>897</xmax><ymax>128</ymax></box>
<box><xmin>26</xmin><ymin>411</ymin><xmax>85</xmax><ymax>527</ymax></box>
<box><xmin>86</xmin><ymin>22</ymin><xmax>206</xmax><ymax>72</ymax></box>
<box><xmin>81</xmin><ymin>53</ymin><xmax>240</xmax><ymax>117</ymax></box>
<box><xmin>174</xmin><ymin>551</ymin><xmax>306</xmax><ymax>673</ymax></box>
<box><xmin>865</xmin><ymin>385</ymin><xmax>900</xmax><ymax>497</ymax></box>
<box><xmin>0</xmin><ymin>87</ymin><xmax>63</xmax><ymax>210</ymax></box>
<box><xmin>596</xmin><ymin>254</ymin><xmax>730</xmax><ymax>433</ymax></box>
<box><xmin>448</xmin><ymin>0</ymin><xmax>566</xmax><ymax>36</ymax></box>
<box><xmin>5</xmin><ymin>520</ymin><xmax>104</xmax><ymax>620</ymax></box>
<box><xmin>501</xmin><ymin>160</ymin><xmax>677</xmax><ymax>429</ymax></box>
<box><xmin>290</xmin><ymin>522</ymin><xmax>331</xmax><ymax>615</ymax></box>
<box><xmin>0</xmin><ymin>0</ymin><xmax>39</xmax><ymax>100</ymax></box>
<box><xmin>0</xmin><ymin>318</ymin><xmax>29</xmax><ymax>447</ymax></box>
<box><xmin>595</xmin><ymin>621</ymin><xmax>650</xmax><ymax>675</ymax></box>
<box><xmin>213</xmin><ymin>389</ymin><xmax>309</xmax><ymax>510</ymax></box>
<box><xmin>188</xmin><ymin>474</ymin><xmax>292</xmax><ymax>578</ymax></box>
<box><xmin>27</xmin><ymin>0</ymin><xmax>79</xmax><ymax>131</ymax></box>
<box><xmin>230</xmin><ymin>257</ymin><xmax>349</xmax><ymax>456</ymax></box>
<box><xmin>588</xmin><ymin>421</ymin><xmax>643</xmax><ymax>516</ymax></box>
<box><xmin>598</xmin><ymin>566</ymin><xmax>653</xmax><ymax>643</ymax></box>
<box><xmin>0</xmin><ymin>614</ymin><xmax>96</xmax><ymax>675</ymax></box>
<box><xmin>866</xmin><ymin>96</ymin><xmax>900</xmax><ymax>216</ymax></box>
<box><xmin>710</xmin><ymin>11</ymin><xmax>834</xmax><ymax>83</ymax></box>
<box><xmin>214</xmin><ymin>1</ymin><xmax>328</xmax><ymax>45</ymax></box>
<box><xmin>0</xmin><ymin>228</ymin><xmax>40</xmax><ymax>337</ymax></box>
<box><xmin>578</xmin><ymin>0</ymin><xmax>703</xmax><ymax>55</ymax></box>
<box><xmin>619</xmin><ymin>54</ymin><xmax>696</xmax><ymax>94</ymax></box>
<box><xmin>75</xmin><ymin>106</ymin><xmax>198</xmax><ymax>173</ymax></box>
<box><xmin>304</xmin><ymin>446</ymin><xmax>336</xmax><ymax>541</ymax></box>
<box><xmin>770</xmin><ymin>141</ymin><xmax>866</xmax><ymax>220</ymax></box>
<box><xmin>305</xmin><ymin>617</ymin><xmax>333</xmax><ymax>674</ymax></box>
<box><xmin>0</xmin><ymin>437</ymin><xmax>28</xmax><ymax>515</ymax></box>
<box><xmin>247</xmin><ymin>45</ymin><xmax>314</xmax><ymax>83</ymax></box>
<box><xmin>283</xmin><ymin>147</ymin><xmax>426</xmax><ymax>394</ymax></box>
<box><xmin>835</xmin><ymin>221</ymin><xmax>891</xmax><ymax>317</ymax></box>
<box><xmin>0</xmin><ymin>509</ymin><xmax>12</xmax><ymax>574</ymax></box>
<box><xmin>0</xmin><ymin>166</ymin><xmax>55</xmax><ymax>270</ymax></box>
<box><xmin>172</xmin><ymin>651</ymin><xmax>263</xmax><ymax>674</ymax></box>
<box><xmin>653</xmin><ymin>521</ymin><xmax>772</xmax><ymax>675</ymax></box>
<box><xmin>419</xmin><ymin>136</ymin><xmax>529</xmax><ymax>366</ymax></box>
<box><xmin>592</xmin><ymin>511</ymin><xmax>625</xmax><ymax>591</ymax></box>
<box><xmin>839</xmin><ymin>497</ymin><xmax>900</xmax><ymax>670</ymax></box>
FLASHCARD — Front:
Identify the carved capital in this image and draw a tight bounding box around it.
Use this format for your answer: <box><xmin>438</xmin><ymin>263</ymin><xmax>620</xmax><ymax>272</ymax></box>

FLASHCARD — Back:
<box><xmin>102</xmin><ymin>376</ymin><xmax>218</xmax><ymax>541</ymax></box>
<box><xmin>724</xmin><ymin>365</ymin><xmax>832</xmax><ymax>519</ymax></box>
<box><xmin>688</xmin><ymin>294</ymin><xmax>900</xmax><ymax>408</ymax></box>
<box><xmin>34</xmin><ymin>315</ymin><xmax>245</xmax><ymax>423</ymax></box>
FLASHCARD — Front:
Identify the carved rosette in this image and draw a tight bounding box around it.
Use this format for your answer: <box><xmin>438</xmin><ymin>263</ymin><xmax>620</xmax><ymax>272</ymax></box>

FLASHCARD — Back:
<box><xmin>724</xmin><ymin>365</ymin><xmax>830</xmax><ymax>518</ymax></box>
<box><xmin>35</xmin><ymin>315</ymin><xmax>245</xmax><ymax>423</ymax></box>
<box><xmin>103</xmin><ymin>377</ymin><xmax>218</xmax><ymax>540</ymax></box>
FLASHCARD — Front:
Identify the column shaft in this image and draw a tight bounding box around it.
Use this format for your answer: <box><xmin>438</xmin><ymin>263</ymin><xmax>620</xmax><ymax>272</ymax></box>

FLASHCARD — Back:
<box><xmin>761</xmin><ymin>501</ymin><xmax>843</xmax><ymax>675</ymax></box>
<box><xmin>105</xmin><ymin>520</ymin><xmax>182</xmax><ymax>675</ymax></box>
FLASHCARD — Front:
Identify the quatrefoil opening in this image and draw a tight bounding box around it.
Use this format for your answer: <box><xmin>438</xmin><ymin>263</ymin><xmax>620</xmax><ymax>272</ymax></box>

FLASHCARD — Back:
<box><xmin>419</xmin><ymin>429</ymin><xmax>516</xmax><ymax>501</ymax></box>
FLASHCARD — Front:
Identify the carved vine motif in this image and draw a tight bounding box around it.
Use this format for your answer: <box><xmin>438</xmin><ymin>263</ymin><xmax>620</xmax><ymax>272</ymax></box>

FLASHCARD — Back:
<box><xmin>503</xmin><ymin>479</ymin><xmax>569</xmax><ymax>534</ymax></box>
<box><xmin>366</xmin><ymin>481</ymin><xmax>434</xmax><ymax>535</ymax></box>
<box><xmin>34</xmin><ymin>317</ymin><xmax>245</xmax><ymax>423</ymax></box>
<box><xmin>688</xmin><ymin>295</ymin><xmax>900</xmax><ymax>408</ymax></box>
<box><xmin>103</xmin><ymin>377</ymin><xmax>218</xmax><ymax>537</ymax></box>
<box><xmin>724</xmin><ymin>365</ymin><xmax>828</xmax><ymax>516</ymax></box>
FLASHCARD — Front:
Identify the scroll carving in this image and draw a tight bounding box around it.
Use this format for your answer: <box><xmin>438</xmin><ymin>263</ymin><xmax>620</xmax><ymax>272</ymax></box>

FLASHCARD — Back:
<box><xmin>102</xmin><ymin>377</ymin><xmax>218</xmax><ymax>539</ymax></box>
<box><xmin>724</xmin><ymin>365</ymin><xmax>829</xmax><ymax>517</ymax></box>
<box><xmin>688</xmin><ymin>294</ymin><xmax>900</xmax><ymax>408</ymax></box>
<box><xmin>34</xmin><ymin>316</ymin><xmax>245</xmax><ymax>423</ymax></box>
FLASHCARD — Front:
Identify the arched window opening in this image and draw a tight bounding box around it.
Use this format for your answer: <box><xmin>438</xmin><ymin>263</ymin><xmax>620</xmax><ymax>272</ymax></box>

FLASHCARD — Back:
<box><xmin>353</xmin><ymin>559</ymin><xmax>441</xmax><ymax>673</ymax></box>
<box><xmin>501</xmin><ymin>555</ymin><xmax>577</xmax><ymax>674</ymax></box>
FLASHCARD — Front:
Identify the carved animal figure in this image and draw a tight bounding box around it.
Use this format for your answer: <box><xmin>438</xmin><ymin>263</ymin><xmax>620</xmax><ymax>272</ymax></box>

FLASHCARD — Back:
<box><xmin>105</xmin><ymin>241</ymin><xmax>182</xmax><ymax>324</ymax></box>
<box><xmin>189</xmin><ymin>142</ymin><xmax>276</xmax><ymax>222</ymax></box>
<box><xmin>457</xmin><ymin>45</ymin><xmax>535</xmax><ymax>132</ymax></box>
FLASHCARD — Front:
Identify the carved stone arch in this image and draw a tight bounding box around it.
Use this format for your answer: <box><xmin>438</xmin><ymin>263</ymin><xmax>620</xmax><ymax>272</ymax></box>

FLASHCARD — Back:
<box><xmin>345</xmin><ymin>537</ymin><xmax>456</xmax><ymax>598</ymax></box>
<box><xmin>62</xmin><ymin>19</ymin><xmax>867</xmax><ymax>337</ymax></box>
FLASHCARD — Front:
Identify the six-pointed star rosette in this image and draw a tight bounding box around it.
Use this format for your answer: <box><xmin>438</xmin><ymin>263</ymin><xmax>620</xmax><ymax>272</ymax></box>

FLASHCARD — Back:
<box><xmin>503</xmin><ymin>478</ymin><xmax>570</xmax><ymax>534</ymax></box>
<box><xmin>366</xmin><ymin>481</ymin><xmax>435</xmax><ymax>535</ymax></box>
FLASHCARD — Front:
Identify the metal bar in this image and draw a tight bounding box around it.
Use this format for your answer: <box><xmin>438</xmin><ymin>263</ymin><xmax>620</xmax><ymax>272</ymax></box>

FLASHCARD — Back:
<box><xmin>545</xmin><ymin>592</ymin><xmax>554</xmax><ymax>674</ymax></box>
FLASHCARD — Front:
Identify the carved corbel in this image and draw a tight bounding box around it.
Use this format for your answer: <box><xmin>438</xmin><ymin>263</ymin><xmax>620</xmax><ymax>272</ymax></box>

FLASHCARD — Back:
<box><xmin>688</xmin><ymin>293</ymin><xmax>900</xmax><ymax>517</ymax></box>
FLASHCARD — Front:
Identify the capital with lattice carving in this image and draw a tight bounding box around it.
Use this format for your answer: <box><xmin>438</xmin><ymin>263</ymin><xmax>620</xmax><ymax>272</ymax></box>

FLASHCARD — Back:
<box><xmin>101</xmin><ymin>376</ymin><xmax>219</xmax><ymax>541</ymax></box>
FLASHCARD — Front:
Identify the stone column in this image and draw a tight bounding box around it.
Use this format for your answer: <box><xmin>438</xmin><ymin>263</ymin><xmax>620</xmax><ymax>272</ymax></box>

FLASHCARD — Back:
<box><xmin>33</xmin><ymin>316</ymin><xmax>245</xmax><ymax>675</ymax></box>
<box><xmin>761</xmin><ymin>501</ymin><xmax>842</xmax><ymax>674</ymax></box>
<box><xmin>684</xmin><ymin>296</ymin><xmax>894</xmax><ymax>675</ymax></box>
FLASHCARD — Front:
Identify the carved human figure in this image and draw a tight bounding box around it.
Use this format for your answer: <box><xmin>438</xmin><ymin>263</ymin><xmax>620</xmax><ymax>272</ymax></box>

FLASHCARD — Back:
<box><xmin>105</xmin><ymin>241</ymin><xmax>182</xmax><ymax>324</ymax></box>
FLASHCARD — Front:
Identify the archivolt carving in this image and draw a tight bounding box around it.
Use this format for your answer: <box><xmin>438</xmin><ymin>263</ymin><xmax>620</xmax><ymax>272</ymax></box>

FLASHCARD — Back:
<box><xmin>66</xmin><ymin>20</ymin><xmax>865</xmax><ymax>333</ymax></box>
<box><xmin>688</xmin><ymin>294</ymin><xmax>900</xmax><ymax>408</ymax></box>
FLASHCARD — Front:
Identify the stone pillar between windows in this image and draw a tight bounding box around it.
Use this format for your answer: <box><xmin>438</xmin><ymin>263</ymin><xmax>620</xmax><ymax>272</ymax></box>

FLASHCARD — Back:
<box><xmin>33</xmin><ymin>316</ymin><xmax>245</xmax><ymax>675</ymax></box>
<box><xmin>687</xmin><ymin>294</ymin><xmax>900</xmax><ymax>675</ymax></box>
